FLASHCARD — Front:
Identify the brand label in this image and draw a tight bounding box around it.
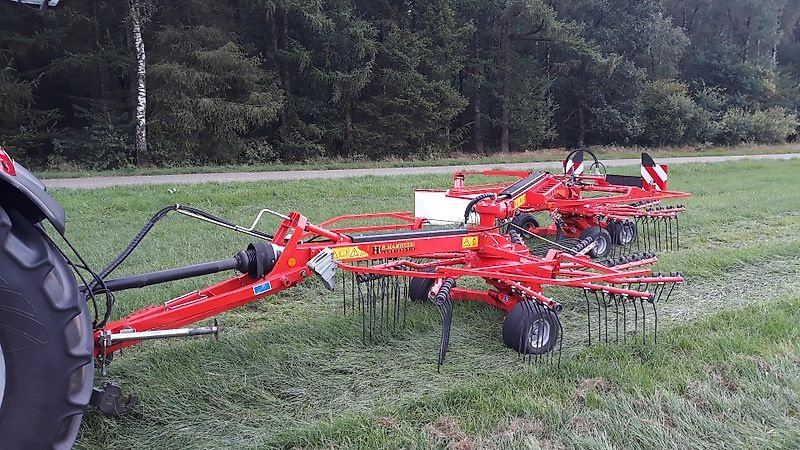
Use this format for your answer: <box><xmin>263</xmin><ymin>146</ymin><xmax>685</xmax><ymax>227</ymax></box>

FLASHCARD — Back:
<box><xmin>372</xmin><ymin>242</ymin><xmax>416</xmax><ymax>255</ymax></box>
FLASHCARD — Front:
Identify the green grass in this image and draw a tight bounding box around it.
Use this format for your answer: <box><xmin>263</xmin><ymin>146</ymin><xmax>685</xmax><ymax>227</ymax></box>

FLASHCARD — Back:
<box><xmin>37</xmin><ymin>142</ymin><xmax>800</xmax><ymax>179</ymax></box>
<box><xmin>59</xmin><ymin>158</ymin><xmax>800</xmax><ymax>449</ymax></box>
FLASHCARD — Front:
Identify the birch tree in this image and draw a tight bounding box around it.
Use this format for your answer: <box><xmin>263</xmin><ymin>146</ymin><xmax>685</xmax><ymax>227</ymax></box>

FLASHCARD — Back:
<box><xmin>129</xmin><ymin>0</ymin><xmax>148</xmax><ymax>166</ymax></box>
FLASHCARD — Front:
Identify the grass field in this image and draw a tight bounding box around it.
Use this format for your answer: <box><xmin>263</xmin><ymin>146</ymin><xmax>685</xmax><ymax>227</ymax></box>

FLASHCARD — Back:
<box><xmin>37</xmin><ymin>143</ymin><xmax>800</xmax><ymax>179</ymax></box>
<box><xmin>56</xmin><ymin>159</ymin><xmax>800</xmax><ymax>449</ymax></box>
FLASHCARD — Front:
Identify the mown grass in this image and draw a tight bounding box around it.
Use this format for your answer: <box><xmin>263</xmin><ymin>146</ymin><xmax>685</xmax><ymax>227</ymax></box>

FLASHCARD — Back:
<box><xmin>37</xmin><ymin>142</ymin><xmax>800</xmax><ymax>179</ymax></box>
<box><xmin>58</xmin><ymin>158</ymin><xmax>800</xmax><ymax>449</ymax></box>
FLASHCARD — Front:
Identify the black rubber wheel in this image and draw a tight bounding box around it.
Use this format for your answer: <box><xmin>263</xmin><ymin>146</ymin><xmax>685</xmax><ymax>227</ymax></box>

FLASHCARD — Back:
<box><xmin>579</xmin><ymin>226</ymin><xmax>612</xmax><ymax>258</ymax></box>
<box><xmin>409</xmin><ymin>268</ymin><xmax>436</xmax><ymax>303</ymax></box>
<box><xmin>615</xmin><ymin>221</ymin><xmax>638</xmax><ymax>246</ymax></box>
<box><xmin>502</xmin><ymin>301</ymin><xmax>560</xmax><ymax>355</ymax></box>
<box><xmin>0</xmin><ymin>207</ymin><xmax>94</xmax><ymax>450</ymax></box>
<box><xmin>509</xmin><ymin>213</ymin><xmax>540</xmax><ymax>238</ymax></box>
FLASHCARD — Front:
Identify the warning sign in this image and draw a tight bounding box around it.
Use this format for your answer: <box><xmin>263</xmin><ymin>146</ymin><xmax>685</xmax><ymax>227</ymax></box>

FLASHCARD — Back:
<box><xmin>333</xmin><ymin>246</ymin><xmax>369</xmax><ymax>260</ymax></box>
<box><xmin>462</xmin><ymin>236</ymin><xmax>479</xmax><ymax>249</ymax></box>
<box><xmin>513</xmin><ymin>194</ymin><xmax>526</xmax><ymax>209</ymax></box>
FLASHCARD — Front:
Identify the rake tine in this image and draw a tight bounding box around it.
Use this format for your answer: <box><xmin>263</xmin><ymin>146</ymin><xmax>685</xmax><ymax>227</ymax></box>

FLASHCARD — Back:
<box><xmin>584</xmin><ymin>289</ymin><xmax>592</xmax><ymax>346</ymax></box>
<box><xmin>357</xmin><ymin>279</ymin><xmax>366</xmax><ymax>342</ymax></box>
<box><xmin>650</xmin><ymin>296</ymin><xmax>658</xmax><ymax>345</ymax></box>
<box><xmin>640</xmin><ymin>298</ymin><xmax>646</xmax><ymax>344</ymax></box>
<box><xmin>403</xmin><ymin>277</ymin><xmax>408</xmax><ymax>328</ymax></box>
<box><xmin>603</xmin><ymin>293</ymin><xmax>610</xmax><ymax>344</ymax></box>
<box><xmin>369</xmin><ymin>278</ymin><xmax>375</xmax><ymax>341</ymax></box>
<box><xmin>532</xmin><ymin>302</ymin><xmax>539</xmax><ymax>365</ymax></box>
<box><xmin>622</xmin><ymin>295</ymin><xmax>628</xmax><ymax>342</ymax></box>
<box><xmin>533</xmin><ymin>302</ymin><xmax>542</xmax><ymax>365</ymax></box>
<box><xmin>378</xmin><ymin>277</ymin><xmax>384</xmax><ymax>333</ymax></box>
<box><xmin>612</xmin><ymin>293</ymin><xmax>620</xmax><ymax>343</ymax></box>
<box><xmin>594</xmin><ymin>291</ymin><xmax>602</xmax><ymax>344</ymax></box>
<box><xmin>667</xmin><ymin>217</ymin><xmax>675</xmax><ymax>250</ymax></box>
<box><xmin>655</xmin><ymin>217</ymin><xmax>662</xmax><ymax>251</ymax></box>
<box><xmin>675</xmin><ymin>215</ymin><xmax>680</xmax><ymax>250</ymax></box>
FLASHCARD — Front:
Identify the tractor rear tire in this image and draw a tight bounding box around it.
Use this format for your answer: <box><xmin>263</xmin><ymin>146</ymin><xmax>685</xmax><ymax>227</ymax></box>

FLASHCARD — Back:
<box><xmin>0</xmin><ymin>206</ymin><xmax>94</xmax><ymax>450</ymax></box>
<box><xmin>502</xmin><ymin>301</ymin><xmax>560</xmax><ymax>355</ymax></box>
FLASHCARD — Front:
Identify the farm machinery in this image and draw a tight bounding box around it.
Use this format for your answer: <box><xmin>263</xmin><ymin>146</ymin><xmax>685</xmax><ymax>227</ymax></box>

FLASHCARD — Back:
<box><xmin>415</xmin><ymin>149</ymin><xmax>691</xmax><ymax>260</ymax></box>
<box><xmin>0</xmin><ymin>146</ymin><xmax>687</xmax><ymax>449</ymax></box>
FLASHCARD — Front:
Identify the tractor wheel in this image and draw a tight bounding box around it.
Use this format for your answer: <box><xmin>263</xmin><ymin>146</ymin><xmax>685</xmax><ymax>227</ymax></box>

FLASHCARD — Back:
<box><xmin>408</xmin><ymin>268</ymin><xmax>436</xmax><ymax>303</ymax></box>
<box><xmin>509</xmin><ymin>213</ymin><xmax>539</xmax><ymax>238</ymax></box>
<box><xmin>579</xmin><ymin>226</ymin><xmax>612</xmax><ymax>258</ymax></box>
<box><xmin>502</xmin><ymin>301</ymin><xmax>560</xmax><ymax>355</ymax></box>
<box><xmin>0</xmin><ymin>207</ymin><xmax>94</xmax><ymax>450</ymax></box>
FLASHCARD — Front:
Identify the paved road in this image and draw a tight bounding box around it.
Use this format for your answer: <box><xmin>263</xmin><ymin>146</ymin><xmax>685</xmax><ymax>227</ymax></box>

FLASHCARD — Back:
<box><xmin>45</xmin><ymin>153</ymin><xmax>800</xmax><ymax>189</ymax></box>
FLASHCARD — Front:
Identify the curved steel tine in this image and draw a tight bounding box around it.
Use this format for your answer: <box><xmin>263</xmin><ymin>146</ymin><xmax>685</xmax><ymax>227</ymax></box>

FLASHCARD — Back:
<box><xmin>622</xmin><ymin>295</ymin><xmax>628</xmax><ymax>342</ymax></box>
<box><xmin>651</xmin><ymin>298</ymin><xmax>658</xmax><ymax>345</ymax></box>
<box><xmin>655</xmin><ymin>218</ymin><xmax>661</xmax><ymax>251</ymax></box>
<box><xmin>668</xmin><ymin>217</ymin><xmax>675</xmax><ymax>250</ymax></box>
<box><xmin>584</xmin><ymin>289</ymin><xmax>592</xmax><ymax>346</ymax></box>
<box><xmin>595</xmin><ymin>291</ymin><xmax>602</xmax><ymax>345</ymax></box>
<box><xmin>603</xmin><ymin>293</ymin><xmax>610</xmax><ymax>344</ymax></box>
<box><xmin>613</xmin><ymin>294</ymin><xmax>620</xmax><ymax>343</ymax></box>
<box><xmin>640</xmin><ymin>298</ymin><xmax>646</xmax><ymax>344</ymax></box>
<box><xmin>534</xmin><ymin>302</ymin><xmax>542</xmax><ymax>365</ymax></box>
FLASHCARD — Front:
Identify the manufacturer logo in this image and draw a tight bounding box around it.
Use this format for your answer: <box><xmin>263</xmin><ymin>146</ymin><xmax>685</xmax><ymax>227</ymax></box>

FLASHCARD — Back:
<box><xmin>372</xmin><ymin>242</ymin><xmax>415</xmax><ymax>255</ymax></box>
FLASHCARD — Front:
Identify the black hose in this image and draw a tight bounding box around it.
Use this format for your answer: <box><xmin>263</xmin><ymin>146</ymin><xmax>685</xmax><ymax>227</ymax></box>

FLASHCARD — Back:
<box><xmin>463</xmin><ymin>193</ymin><xmax>495</xmax><ymax>225</ymax></box>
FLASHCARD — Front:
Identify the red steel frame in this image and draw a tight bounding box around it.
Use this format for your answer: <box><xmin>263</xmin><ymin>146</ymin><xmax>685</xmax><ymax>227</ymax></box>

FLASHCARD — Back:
<box><xmin>430</xmin><ymin>167</ymin><xmax>691</xmax><ymax>238</ymax></box>
<box><xmin>94</xmin><ymin>209</ymin><xmax>682</xmax><ymax>358</ymax></box>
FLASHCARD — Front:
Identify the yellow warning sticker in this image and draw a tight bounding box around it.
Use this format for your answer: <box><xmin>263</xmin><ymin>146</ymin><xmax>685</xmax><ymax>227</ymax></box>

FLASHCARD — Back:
<box><xmin>513</xmin><ymin>194</ymin><xmax>526</xmax><ymax>209</ymax></box>
<box><xmin>462</xmin><ymin>236</ymin><xmax>479</xmax><ymax>249</ymax></box>
<box><xmin>333</xmin><ymin>246</ymin><xmax>369</xmax><ymax>260</ymax></box>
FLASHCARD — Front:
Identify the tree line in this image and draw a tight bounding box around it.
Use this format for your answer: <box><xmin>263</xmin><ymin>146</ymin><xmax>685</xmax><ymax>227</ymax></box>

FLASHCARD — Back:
<box><xmin>1</xmin><ymin>0</ymin><xmax>799</xmax><ymax>170</ymax></box>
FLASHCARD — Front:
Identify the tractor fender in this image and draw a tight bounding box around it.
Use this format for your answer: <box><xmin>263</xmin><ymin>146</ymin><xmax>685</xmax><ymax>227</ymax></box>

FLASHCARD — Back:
<box><xmin>0</xmin><ymin>158</ymin><xmax>66</xmax><ymax>235</ymax></box>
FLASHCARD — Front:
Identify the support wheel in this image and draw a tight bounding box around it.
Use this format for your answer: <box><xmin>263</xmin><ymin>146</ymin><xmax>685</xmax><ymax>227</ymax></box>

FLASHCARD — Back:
<box><xmin>509</xmin><ymin>213</ymin><xmax>539</xmax><ymax>238</ymax></box>
<box><xmin>409</xmin><ymin>268</ymin><xmax>436</xmax><ymax>303</ymax></box>
<box><xmin>0</xmin><ymin>207</ymin><xmax>94</xmax><ymax>450</ymax></box>
<box><xmin>611</xmin><ymin>221</ymin><xmax>637</xmax><ymax>246</ymax></box>
<box><xmin>502</xmin><ymin>301</ymin><xmax>560</xmax><ymax>355</ymax></box>
<box><xmin>579</xmin><ymin>226</ymin><xmax>612</xmax><ymax>258</ymax></box>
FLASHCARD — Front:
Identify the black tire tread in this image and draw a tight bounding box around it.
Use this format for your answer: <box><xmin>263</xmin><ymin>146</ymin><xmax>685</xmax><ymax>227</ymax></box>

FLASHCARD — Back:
<box><xmin>502</xmin><ymin>301</ymin><xmax>560</xmax><ymax>355</ymax></box>
<box><xmin>0</xmin><ymin>207</ymin><xmax>93</xmax><ymax>450</ymax></box>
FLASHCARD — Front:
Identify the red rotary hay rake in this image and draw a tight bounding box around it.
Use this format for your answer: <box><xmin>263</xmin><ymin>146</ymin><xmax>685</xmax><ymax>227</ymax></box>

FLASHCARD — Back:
<box><xmin>415</xmin><ymin>150</ymin><xmax>691</xmax><ymax>261</ymax></box>
<box><xmin>0</xmin><ymin>147</ymin><xmax>687</xmax><ymax>449</ymax></box>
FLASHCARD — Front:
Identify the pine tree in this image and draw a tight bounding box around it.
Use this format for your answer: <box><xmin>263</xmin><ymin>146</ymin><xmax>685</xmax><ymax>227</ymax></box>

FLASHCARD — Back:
<box><xmin>148</xmin><ymin>1</ymin><xmax>284</xmax><ymax>165</ymax></box>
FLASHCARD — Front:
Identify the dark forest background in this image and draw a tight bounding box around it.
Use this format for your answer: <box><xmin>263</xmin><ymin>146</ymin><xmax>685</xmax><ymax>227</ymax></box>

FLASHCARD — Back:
<box><xmin>1</xmin><ymin>0</ymin><xmax>799</xmax><ymax>170</ymax></box>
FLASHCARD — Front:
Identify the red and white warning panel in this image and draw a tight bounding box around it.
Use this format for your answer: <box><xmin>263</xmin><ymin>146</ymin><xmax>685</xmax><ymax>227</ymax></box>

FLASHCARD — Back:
<box><xmin>563</xmin><ymin>150</ymin><xmax>585</xmax><ymax>175</ymax></box>
<box><xmin>641</xmin><ymin>153</ymin><xmax>668</xmax><ymax>191</ymax></box>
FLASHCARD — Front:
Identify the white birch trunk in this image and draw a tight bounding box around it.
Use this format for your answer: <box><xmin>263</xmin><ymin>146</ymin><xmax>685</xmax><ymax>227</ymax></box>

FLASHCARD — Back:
<box><xmin>130</xmin><ymin>0</ymin><xmax>148</xmax><ymax>165</ymax></box>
